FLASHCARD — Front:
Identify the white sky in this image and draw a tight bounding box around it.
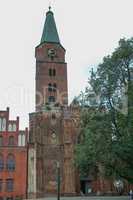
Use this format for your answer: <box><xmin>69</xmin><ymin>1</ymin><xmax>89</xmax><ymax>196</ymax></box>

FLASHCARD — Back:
<box><xmin>0</xmin><ymin>0</ymin><xmax>132</xmax><ymax>129</ymax></box>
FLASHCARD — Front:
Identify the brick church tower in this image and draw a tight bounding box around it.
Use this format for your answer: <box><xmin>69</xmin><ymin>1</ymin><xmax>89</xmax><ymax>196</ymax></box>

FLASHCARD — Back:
<box><xmin>28</xmin><ymin>7</ymin><xmax>80</xmax><ymax>198</ymax></box>
<box><xmin>36</xmin><ymin>7</ymin><xmax>68</xmax><ymax>111</ymax></box>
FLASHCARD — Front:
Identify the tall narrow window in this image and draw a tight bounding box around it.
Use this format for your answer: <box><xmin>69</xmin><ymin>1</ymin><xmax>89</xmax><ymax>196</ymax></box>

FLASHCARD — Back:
<box><xmin>6</xmin><ymin>179</ymin><xmax>14</xmax><ymax>192</ymax></box>
<box><xmin>8</xmin><ymin>124</ymin><xmax>13</xmax><ymax>132</ymax></box>
<box><xmin>0</xmin><ymin>118</ymin><xmax>6</xmax><ymax>132</ymax></box>
<box><xmin>6</xmin><ymin>154</ymin><xmax>15</xmax><ymax>171</ymax></box>
<box><xmin>8</xmin><ymin>136</ymin><xmax>15</xmax><ymax>146</ymax></box>
<box><xmin>0</xmin><ymin>179</ymin><xmax>3</xmax><ymax>192</ymax></box>
<box><xmin>18</xmin><ymin>135</ymin><xmax>21</xmax><ymax>146</ymax></box>
<box><xmin>52</xmin><ymin>113</ymin><xmax>56</xmax><ymax>120</ymax></box>
<box><xmin>53</xmin><ymin>69</ymin><xmax>56</xmax><ymax>76</ymax></box>
<box><xmin>0</xmin><ymin>136</ymin><xmax>3</xmax><ymax>146</ymax></box>
<box><xmin>0</xmin><ymin>155</ymin><xmax>4</xmax><ymax>171</ymax></box>
<box><xmin>48</xmin><ymin>83</ymin><xmax>52</xmax><ymax>92</ymax></box>
<box><xmin>18</xmin><ymin>134</ymin><xmax>26</xmax><ymax>147</ymax></box>
<box><xmin>53</xmin><ymin>83</ymin><xmax>57</xmax><ymax>92</ymax></box>
<box><xmin>49</xmin><ymin>69</ymin><xmax>52</xmax><ymax>76</ymax></box>
<box><xmin>22</xmin><ymin>135</ymin><xmax>25</xmax><ymax>146</ymax></box>
<box><xmin>13</xmin><ymin>124</ymin><xmax>16</xmax><ymax>132</ymax></box>
<box><xmin>2</xmin><ymin>118</ymin><xmax>6</xmax><ymax>131</ymax></box>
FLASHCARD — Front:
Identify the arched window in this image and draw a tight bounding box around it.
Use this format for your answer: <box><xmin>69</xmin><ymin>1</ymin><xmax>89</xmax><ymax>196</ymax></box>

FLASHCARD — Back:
<box><xmin>8</xmin><ymin>124</ymin><xmax>13</xmax><ymax>132</ymax></box>
<box><xmin>2</xmin><ymin>118</ymin><xmax>6</xmax><ymax>131</ymax></box>
<box><xmin>8</xmin><ymin>136</ymin><xmax>15</xmax><ymax>146</ymax></box>
<box><xmin>48</xmin><ymin>96</ymin><xmax>55</xmax><ymax>103</ymax></box>
<box><xmin>0</xmin><ymin>136</ymin><xmax>3</xmax><ymax>146</ymax></box>
<box><xmin>12</xmin><ymin>124</ymin><xmax>16</xmax><ymax>132</ymax></box>
<box><xmin>0</xmin><ymin>155</ymin><xmax>4</xmax><ymax>171</ymax></box>
<box><xmin>18</xmin><ymin>134</ymin><xmax>25</xmax><ymax>146</ymax></box>
<box><xmin>0</xmin><ymin>118</ymin><xmax>6</xmax><ymax>132</ymax></box>
<box><xmin>6</xmin><ymin>154</ymin><xmax>15</xmax><ymax>171</ymax></box>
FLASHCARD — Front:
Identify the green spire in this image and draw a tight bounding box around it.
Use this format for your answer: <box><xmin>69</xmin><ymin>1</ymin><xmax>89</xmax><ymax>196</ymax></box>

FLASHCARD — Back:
<box><xmin>41</xmin><ymin>7</ymin><xmax>60</xmax><ymax>44</ymax></box>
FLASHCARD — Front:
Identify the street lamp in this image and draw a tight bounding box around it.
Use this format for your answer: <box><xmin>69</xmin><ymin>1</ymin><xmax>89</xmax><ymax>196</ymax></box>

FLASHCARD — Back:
<box><xmin>57</xmin><ymin>161</ymin><xmax>60</xmax><ymax>200</ymax></box>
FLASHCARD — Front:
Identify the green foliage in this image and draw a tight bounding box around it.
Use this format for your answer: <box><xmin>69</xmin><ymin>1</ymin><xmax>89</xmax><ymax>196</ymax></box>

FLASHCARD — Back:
<box><xmin>75</xmin><ymin>110</ymin><xmax>112</xmax><ymax>177</ymax></box>
<box><xmin>75</xmin><ymin>37</ymin><xmax>133</xmax><ymax>183</ymax></box>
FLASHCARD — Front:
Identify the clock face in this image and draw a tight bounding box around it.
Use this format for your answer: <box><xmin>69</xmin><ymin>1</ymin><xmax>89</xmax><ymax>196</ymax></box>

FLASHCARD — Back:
<box><xmin>52</xmin><ymin>133</ymin><xmax>56</xmax><ymax>139</ymax></box>
<box><xmin>48</xmin><ymin>48</ymin><xmax>56</xmax><ymax>58</ymax></box>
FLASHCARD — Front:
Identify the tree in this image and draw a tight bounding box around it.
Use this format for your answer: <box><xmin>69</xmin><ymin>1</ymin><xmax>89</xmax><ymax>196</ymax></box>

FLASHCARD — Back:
<box><xmin>75</xmin><ymin>37</ymin><xmax>133</xmax><ymax>183</ymax></box>
<box><xmin>75</xmin><ymin>108</ymin><xmax>112</xmax><ymax>177</ymax></box>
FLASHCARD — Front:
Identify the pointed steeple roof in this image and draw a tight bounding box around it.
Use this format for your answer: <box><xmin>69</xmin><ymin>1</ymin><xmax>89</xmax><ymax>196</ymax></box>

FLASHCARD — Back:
<box><xmin>41</xmin><ymin>7</ymin><xmax>60</xmax><ymax>44</ymax></box>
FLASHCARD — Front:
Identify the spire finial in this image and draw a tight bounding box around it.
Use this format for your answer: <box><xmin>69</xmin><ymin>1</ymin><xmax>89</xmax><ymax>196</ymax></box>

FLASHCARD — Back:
<box><xmin>49</xmin><ymin>1</ymin><xmax>52</xmax><ymax>11</ymax></box>
<box><xmin>49</xmin><ymin>6</ymin><xmax>51</xmax><ymax>11</ymax></box>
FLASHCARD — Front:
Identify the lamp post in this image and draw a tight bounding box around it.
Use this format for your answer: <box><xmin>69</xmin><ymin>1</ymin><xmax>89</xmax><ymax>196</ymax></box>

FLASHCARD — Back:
<box><xmin>57</xmin><ymin>161</ymin><xmax>60</xmax><ymax>200</ymax></box>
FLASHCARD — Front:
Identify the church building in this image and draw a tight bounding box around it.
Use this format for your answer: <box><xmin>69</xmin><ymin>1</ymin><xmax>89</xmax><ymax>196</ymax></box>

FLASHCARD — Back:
<box><xmin>28</xmin><ymin>7</ymin><xmax>80</xmax><ymax>198</ymax></box>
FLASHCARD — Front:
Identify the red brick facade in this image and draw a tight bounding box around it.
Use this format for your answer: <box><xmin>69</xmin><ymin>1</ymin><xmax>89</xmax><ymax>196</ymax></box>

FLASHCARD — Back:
<box><xmin>28</xmin><ymin>105</ymin><xmax>80</xmax><ymax>198</ymax></box>
<box><xmin>0</xmin><ymin>108</ymin><xmax>28</xmax><ymax>200</ymax></box>
<box><xmin>36</xmin><ymin>43</ymin><xmax>68</xmax><ymax>111</ymax></box>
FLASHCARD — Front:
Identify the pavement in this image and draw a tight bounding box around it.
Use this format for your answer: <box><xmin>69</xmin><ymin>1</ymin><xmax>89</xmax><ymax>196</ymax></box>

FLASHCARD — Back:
<box><xmin>36</xmin><ymin>196</ymin><xmax>129</xmax><ymax>200</ymax></box>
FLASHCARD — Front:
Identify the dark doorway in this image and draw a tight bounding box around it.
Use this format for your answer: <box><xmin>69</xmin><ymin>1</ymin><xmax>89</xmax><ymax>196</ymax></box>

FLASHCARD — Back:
<box><xmin>80</xmin><ymin>179</ymin><xmax>92</xmax><ymax>195</ymax></box>
<box><xmin>80</xmin><ymin>180</ymin><xmax>86</xmax><ymax>194</ymax></box>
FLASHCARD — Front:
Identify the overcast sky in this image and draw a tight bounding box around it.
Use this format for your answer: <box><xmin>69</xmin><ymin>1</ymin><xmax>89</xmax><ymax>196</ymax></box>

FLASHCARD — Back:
<box><xmin>0</xmin><ymin>0</ymin><xmax>132</xmax><ymax>129</ymax></box>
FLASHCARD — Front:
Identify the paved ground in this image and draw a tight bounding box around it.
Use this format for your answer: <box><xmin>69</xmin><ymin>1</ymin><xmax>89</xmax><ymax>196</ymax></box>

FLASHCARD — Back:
<box><xmin>37</xmin><ymin>196</ymin><xmax>129</xmax><ymax>200</ymax></box>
